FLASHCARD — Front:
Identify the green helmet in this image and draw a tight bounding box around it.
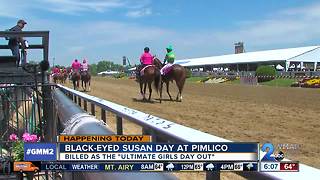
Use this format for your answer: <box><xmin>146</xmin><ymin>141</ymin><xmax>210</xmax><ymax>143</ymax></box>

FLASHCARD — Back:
<box><xmin>166</xmin><ymin>45</ymin><xmax>173</xmax><ymax>51</ymax></box>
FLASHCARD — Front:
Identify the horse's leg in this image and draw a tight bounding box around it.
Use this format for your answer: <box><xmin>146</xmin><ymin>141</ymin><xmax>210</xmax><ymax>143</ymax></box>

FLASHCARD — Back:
<box><xmin>143</xmin><ymin>82</ymin><xmax>147</xmax><ymax>100</ymax></box>
<box><xmin>82</xmin><ymin>80</ymin><xmax>85</xmax><ymax>91</ymax></box>
<box><xmin>88</xmin><ymin>80</ymin><xmax>91</xmax><ymax>91</ymax></box>
<box><xmin>166</xmin><ymin>81</ymin><xmax>172</xmax><ymax>100</ymax></box>
<box><xmin>175</xmin><ymin>77</ymin><xmax>185</xmax><ymax>102</ymax></box>
<box><xmin>73</xmin><ymin>81</ymin><xmax>76</xmax><ymax>90</ymax></box>
<box><xmin>148</xmin><ymin>82</ymin><xmax>152</xmax><ymax>101</ymax></box>
<box><xmin>159</xmin><ymin>81</ymin><xmax>163</xmax><ymax>103</ymax></box>
<box><xmin>175</xmin><ymin>80</ymin><xmax>181</xmax><ymax>102</ymax></box>
<box><xmin>139</xmin><ymin>81</ymin><xmax>144</xmax><ymax>99</ymax></box>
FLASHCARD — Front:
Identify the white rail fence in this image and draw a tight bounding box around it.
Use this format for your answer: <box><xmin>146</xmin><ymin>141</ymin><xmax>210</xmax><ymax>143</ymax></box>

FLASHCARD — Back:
<box><xmin>57</xmin><ymin>84</ymin><xmax>320</xmax><ymax>180</ymax></box>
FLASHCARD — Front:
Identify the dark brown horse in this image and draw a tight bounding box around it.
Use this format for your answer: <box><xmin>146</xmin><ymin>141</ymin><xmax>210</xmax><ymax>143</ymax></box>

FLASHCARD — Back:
<box><xmin>81</xmin><ymin>71</ymin><xmax>91</xmax><ymax>92</ymax></box>
<box><xmin>71</xmin><ymin>70</ymin><xmax>81</xmax><ymax>90</ymax></box>
<box><xmin>153</xmin><ymin>58</ymin><xmax>186</xmax><ymax>102</ymax></box>
<box><xmin>52</xmin><ymin>73</ymin><xmax>61</xmax><ymax>84</ymax></box>
<box><xmin>61</xmin><ymin>71</ymin><xmax>68</xmax><ymax>84</ymax></box>
<box><xmin>136</xmin><ymin>65</ymin><xmax>161</xmax><ymax>101</ymax></box>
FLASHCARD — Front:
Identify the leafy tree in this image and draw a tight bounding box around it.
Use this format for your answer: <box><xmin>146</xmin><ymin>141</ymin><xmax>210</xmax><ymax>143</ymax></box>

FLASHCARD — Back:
<box><xmin>90</xmin><ymin>64</ymin><xmax>97</xmax><ymax>76</ymax></box>
<box><xmin>96</xmin><ymin>60</ymin><xmax>123</xmax><ymax>73</ymax></box>
<box><xmin>256</xmin><ymin>65</ymin><xmax>276</xmax><ymax>82</ymax></box>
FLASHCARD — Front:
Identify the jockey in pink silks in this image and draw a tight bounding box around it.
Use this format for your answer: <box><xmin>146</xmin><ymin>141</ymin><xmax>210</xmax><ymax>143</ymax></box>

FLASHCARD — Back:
<box><xmin>138</xmin><ymin>47</ymin><xmax>154</xmax><ymax>77</ymax></box>
<box><xmin>71</xmin><ymin>59</ymin><xmax>81</xmax><ymax>72</ymax></box>
<box><xmin>81</xmin><ymin>59</ymin><xmax>89</xmax><ymax>72</ymax></box>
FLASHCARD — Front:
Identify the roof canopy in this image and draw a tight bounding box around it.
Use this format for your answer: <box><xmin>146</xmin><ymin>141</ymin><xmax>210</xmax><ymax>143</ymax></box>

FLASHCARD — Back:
<box><xmin>175</xmin><ymin>46</ymin><xmax>320</xmax><ymax>67</ymax></box>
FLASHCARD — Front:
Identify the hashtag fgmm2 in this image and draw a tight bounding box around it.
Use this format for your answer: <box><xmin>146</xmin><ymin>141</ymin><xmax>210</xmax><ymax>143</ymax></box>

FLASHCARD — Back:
<box><xmin>29</xmin><ymin>148</ymin><xmax>54</xmax><ymax>155</ymax></box>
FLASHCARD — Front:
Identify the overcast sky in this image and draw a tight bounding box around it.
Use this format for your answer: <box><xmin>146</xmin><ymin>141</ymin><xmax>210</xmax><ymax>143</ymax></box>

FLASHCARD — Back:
<box><xmin>1</xmin><ymin>0</ymin><xmax>320</xmax><ymax>66</ymax></box>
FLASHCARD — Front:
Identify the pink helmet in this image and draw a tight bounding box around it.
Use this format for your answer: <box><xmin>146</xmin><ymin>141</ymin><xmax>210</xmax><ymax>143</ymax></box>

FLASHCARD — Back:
<box><xmin>83</xmin><ymin>59</ymin><xmax>87</xmax><ymax>63</ymax></box>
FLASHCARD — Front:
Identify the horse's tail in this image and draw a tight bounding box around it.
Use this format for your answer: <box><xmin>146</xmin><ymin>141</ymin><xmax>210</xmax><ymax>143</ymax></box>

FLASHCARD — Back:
<box><xmin>154</xmin><ymin>68</ymin><xmax>161</xmax><ymax>93</ymax></box>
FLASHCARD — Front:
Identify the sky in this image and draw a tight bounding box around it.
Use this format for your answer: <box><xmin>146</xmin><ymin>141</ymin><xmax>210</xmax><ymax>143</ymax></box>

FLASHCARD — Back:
<box><xmin>1</xmin><ymin>0</ymin><xmax>320</xmax><ymax>66</ymax></box>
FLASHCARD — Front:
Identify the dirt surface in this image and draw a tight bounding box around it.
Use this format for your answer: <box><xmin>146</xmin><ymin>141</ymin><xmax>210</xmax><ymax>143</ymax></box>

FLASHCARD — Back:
<box><xmin>67</xmin><ymin>77</ymin><xmax>320</xmax><ymax>179</ymax></box>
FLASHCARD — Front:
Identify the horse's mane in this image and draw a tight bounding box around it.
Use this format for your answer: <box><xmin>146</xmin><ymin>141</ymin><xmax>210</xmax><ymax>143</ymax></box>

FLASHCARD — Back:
<box><xmin>153</xmin><ymin>57</ymin><xmax>163</xmax><ymax>67</ymax></box>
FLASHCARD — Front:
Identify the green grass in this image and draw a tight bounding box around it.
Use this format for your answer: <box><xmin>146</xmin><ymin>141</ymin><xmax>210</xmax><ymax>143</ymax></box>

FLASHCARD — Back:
<box><xmin>227</xmin><ymin>79</ymin><xmax>240</xmax><ymax>84</ymax></box>
<box><xmin>186</xmin><ymin>76</ymin><xmax>206</xmax><ymax>83</ymax></box>
<box><xmin>260</xmin><ymin>78</ymin><xmax>296</xmax><ymax>87</ymax></box>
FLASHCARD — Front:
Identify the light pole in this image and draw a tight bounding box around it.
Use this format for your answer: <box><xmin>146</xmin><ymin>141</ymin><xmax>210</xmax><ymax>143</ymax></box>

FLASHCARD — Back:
<box><xmin>52</xmin><ymin>57</ymin><xmax>55</xmax><ymax>67</ymax></box>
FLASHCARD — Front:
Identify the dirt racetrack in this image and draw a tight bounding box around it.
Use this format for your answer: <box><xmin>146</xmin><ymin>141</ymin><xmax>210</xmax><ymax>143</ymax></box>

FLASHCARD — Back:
<box><xmin>68</xmin><ymin>77</ymin><xmax>320</xmax><ymax>179</ymax></box>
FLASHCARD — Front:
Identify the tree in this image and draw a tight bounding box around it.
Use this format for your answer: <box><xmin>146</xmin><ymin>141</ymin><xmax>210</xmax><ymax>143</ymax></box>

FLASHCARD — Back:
<box><xmin>90</xmin><ymin>64</ymin><xmax>97</xmax><ymax>76</ymax></box>
<box><xmin>96</xmin><ymin>60</ymin><xmax>123</xmax><ymax>73</ymax></box>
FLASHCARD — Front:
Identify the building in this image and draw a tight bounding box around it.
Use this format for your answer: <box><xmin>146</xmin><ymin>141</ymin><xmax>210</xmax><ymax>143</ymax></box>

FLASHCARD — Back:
<box><xmin>175</xmin><ymin>46</ymin><xmax>320</xmax><ymax>72</ymax></box>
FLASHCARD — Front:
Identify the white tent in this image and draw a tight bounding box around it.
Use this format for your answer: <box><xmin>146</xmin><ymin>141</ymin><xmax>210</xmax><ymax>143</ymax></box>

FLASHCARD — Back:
<box><xmin>276</xmin><ymin>64</ymin><xmax>284</xmax><ymax>70</ymax></box>
<box><xmin>128</xmin><ymin>67</ymin><xmax>136</xmax><ymax>71</ymax></box>
<box><xmin>97</xmin><ymin>71</ymin><xmax>120</xmax><ymax>75</ymax></box>
<box><xmin>175</xmin><ymin>46</ymin><xmax>320</xmax><ymax>71</ymax></box>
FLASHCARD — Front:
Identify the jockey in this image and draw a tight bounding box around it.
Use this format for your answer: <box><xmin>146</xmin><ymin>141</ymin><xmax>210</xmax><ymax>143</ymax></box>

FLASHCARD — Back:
<box><xmin>52</xmin><ymin>66</ymin><xmax>60</xmax><ymax>75</ymax></box>
<box><xmin>71</xmin><ymin>59</ymin><xmax>81</xmax><ymax>72</ymax></box>
<box><xmin>160</xmin><ymin>45</ymin><xmax>175</xmax><ymax>75</ymax></box>
<box><xmin>81</xmin><ymin>59</ymin><xmax>89</xmax><ymax>72</ymax></box>
<box><xmin>138</xmin><ymin>47</ymin><xmax>153</xmax><ymax>77</ymax></box>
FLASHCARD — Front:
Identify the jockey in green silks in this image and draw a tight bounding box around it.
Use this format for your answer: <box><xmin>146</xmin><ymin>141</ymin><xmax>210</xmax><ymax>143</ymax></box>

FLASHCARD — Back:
<box><xmin>160</xmin><ymin>45</ymin><xmax>175</xmax><ymax>75</ymax></box>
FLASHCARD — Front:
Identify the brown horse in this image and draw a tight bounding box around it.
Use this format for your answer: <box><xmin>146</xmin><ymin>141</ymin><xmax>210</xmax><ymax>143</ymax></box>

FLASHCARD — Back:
<box><xmin>52</xmin><ymin>73</ymin><xmax>61</xmax><ymax>84</ymax></box>
<box><xmin>61</xmin><ymin>71</ymin><xmax>68</xmax><ymax>84</ymax></box>
<box><xmin>153</xmin><ymin>58</ymin><xmax>186</xmax><ymax>102</ymax></box>
<box><xmin>81</xmin><ymin>71</ymin><xmax>91</xmax><ymax>92</ymax></box>
<box><xmin>71</xmin><ymin>70</ymin><xmax>81</xmax><ymax>90</ymax></box>
<box><xmin>136</xmin><ymin>65</ymin><xmax>161</xmax><ymax>101</ymax></box>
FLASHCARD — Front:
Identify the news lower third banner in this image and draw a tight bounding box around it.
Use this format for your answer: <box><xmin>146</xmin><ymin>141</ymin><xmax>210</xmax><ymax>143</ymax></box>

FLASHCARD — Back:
<box><xmin>41</xmin><ymin>162</ymin><xmax>259</xmax><ymax>172</ymax></box>
<box><xmin>24</xmin><ymin>142</ymin><xmax>258</xmax><ymax>161</ymax></box>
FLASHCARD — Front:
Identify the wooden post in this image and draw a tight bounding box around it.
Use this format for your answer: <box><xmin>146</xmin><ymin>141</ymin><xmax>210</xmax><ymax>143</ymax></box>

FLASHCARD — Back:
<box><xmin>91</xmin><ymin>103</ymin><xmax>95</xmax><ymax>116</ymax></box>
<box><xmin>116</xmin><ymin>116</ymin><xmax>123</xmax><ymax>135</ymax></box>
<box><xmin>84</xmin><ymin>100</ymin><xmax>87</xmax><ymax>111</ymax></box>
<box><xmin>78</xmin><ymin>96</ymin><xmax>81</xmax><ymax>107</ymax></box>
<box><xmin>101</xmin><ymin>109</ymin><xmax>106</xmax><ymax>123</ymax></box>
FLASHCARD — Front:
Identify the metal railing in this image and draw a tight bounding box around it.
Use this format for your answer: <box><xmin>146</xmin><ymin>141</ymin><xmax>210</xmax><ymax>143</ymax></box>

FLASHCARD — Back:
<box><xmin>56</xmin><ymin>84</ymin><xmax>320</xmax><ymax>180</ymax></box>
<box><xmin>0</xmin><ymin>31</ymin><xmax>49</xmax><ymax>62</ymax></box>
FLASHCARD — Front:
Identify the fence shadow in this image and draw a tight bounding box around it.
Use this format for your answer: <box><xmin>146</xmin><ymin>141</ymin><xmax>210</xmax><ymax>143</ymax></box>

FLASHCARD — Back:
<box><xmin>132</xmin><ymin>98</ymin><xmax>158</xmax><ymax>104</ymax></box>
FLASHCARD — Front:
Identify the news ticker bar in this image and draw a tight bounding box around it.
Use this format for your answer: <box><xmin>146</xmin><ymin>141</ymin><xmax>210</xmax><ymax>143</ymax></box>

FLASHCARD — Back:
<box><xmin>260</xmin><ymin>162</ymin><xmax>299</xmax><ymax>172</ymax></box>
<box><xmin>24</xmin><ymin>142</ymin><xmax>258</xmax><ymax>161</ymax></box>
<box><xmin>41</xmin><ymin>162</ymin><xmax>259</xmax><ymax>172</ymax></box>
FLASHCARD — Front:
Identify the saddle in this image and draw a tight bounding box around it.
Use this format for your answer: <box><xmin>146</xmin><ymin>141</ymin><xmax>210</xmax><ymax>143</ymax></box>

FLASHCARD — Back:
<box><xmin>140</xmin><ymin>65</ymin><xmax>154</xmax><ymax>76</ymax></box>
<box><xmin>161</xmin><ymin>64</ymin><xmax>174</xmax><ymax>75</ymax></box>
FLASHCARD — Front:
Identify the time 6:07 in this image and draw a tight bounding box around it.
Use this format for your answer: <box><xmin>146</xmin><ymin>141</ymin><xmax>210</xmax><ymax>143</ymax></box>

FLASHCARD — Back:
<box><xmin>264</xmin><ymin>163</ymin><xmax>278</xmax><ymax>169</ymax></box>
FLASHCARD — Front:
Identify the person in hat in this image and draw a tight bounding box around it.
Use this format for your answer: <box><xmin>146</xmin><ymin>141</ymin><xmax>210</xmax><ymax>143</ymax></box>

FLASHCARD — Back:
<box><xmin>81</xmin><ymin>59</ymin><xmax>89</xmax><ymax>72</ymax></box>
<box><xmin>137</xmin><ymin>47</ymin><xmax>154</xmax><ymax>78</ymax></box>
<box><xmin>71</xmin><ymin>59</ymin><xmax>81</xmax><ymax>72</ymax></box>
<box><xmin>8</xmin><ymin>19</ymin><xmax>27</xmax><ymax>66</ymax></box>
<box><xmin>160</xmin><ymin>45</ymin><xmax>175</xmax><ymax>75</ymax></box>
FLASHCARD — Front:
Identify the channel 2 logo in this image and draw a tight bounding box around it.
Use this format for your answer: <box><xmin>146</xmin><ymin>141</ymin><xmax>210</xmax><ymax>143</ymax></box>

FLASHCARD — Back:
<box><xmin>260</xmin><ymin>143</ymin><xmax>284</xmax><ymax>162</ymax></box>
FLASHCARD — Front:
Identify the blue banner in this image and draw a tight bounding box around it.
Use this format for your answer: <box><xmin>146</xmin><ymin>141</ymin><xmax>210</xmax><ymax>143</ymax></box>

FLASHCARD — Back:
<box><xmin>59</xmin><ymin>143</ymin><xmax>258</xmax><ymax>153</ymax></box>
<box><xmin>24</xmin><ymin>143</ymin><xmax>57</xmax><ymax>161</ymax></box>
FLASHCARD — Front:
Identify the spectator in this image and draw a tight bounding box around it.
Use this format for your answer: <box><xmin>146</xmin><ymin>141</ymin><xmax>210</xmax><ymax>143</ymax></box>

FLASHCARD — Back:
<box><xmin>8</xmin><ymin>19</ymin><xmax>27</xmax><ymax>66</ymax></box>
